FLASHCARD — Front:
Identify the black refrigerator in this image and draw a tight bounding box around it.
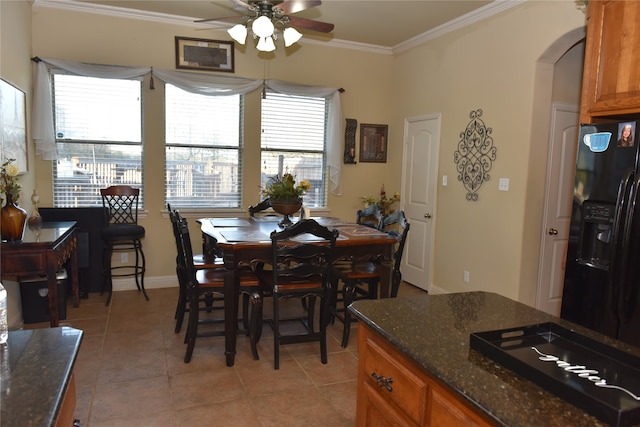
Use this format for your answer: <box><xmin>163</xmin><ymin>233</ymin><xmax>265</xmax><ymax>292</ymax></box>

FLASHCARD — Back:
<box><xmin>561</xmin><ymin>120</ymin><xmax>640</xmax><ymax>347</ymax></box>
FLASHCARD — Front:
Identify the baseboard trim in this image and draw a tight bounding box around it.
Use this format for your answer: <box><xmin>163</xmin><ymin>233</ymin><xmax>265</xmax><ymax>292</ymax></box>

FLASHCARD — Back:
<box><xmin>111</xmin><ymin>275</ymin><xmax>178</xmax><ymax>291</ymax></box>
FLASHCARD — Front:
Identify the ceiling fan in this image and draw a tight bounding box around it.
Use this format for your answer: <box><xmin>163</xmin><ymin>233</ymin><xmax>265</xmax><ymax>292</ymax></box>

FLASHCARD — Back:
<box><xmin>196</xmin><ymin>0</ymin><xmax>334</xmax><ymax>52</ymax></box>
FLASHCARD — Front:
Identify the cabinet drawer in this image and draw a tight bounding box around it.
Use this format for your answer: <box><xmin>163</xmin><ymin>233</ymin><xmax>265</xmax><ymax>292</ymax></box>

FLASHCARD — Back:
<box><xmin>362</xmin><ymin>334</ymin><xmax>429</xmax><ymax>425</ymax></box>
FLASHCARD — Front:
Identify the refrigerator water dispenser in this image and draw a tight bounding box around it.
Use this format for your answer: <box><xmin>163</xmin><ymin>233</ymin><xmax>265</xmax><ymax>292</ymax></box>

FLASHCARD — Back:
<box><xmin>577</xmin><ymin>201</ymin><xmax>615</xmax><ymax>270</ymax></box>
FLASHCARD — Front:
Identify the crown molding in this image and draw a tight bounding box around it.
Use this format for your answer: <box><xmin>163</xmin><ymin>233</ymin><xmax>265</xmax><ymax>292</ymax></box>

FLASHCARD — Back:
<box><xmin>33</xmin><ymin>0</ymin><xmax>227</xmax><ymax>29</ymax></box>
<box><xmin>393</xmin><ymin>0</ymin><xmax>526</xmax><ymax>54</ymax></box>
<box><xmin>33</xmin><ymin>0</ymin><xmax>522</xmax><ymax>55</ymax></box>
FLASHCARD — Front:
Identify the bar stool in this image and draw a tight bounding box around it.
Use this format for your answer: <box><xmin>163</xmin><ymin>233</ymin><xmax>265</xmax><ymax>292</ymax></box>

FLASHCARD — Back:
<box><xmin>100</xmin><ymin>185</ymin><xmax>147</xmax><ymax>306</ymax></box>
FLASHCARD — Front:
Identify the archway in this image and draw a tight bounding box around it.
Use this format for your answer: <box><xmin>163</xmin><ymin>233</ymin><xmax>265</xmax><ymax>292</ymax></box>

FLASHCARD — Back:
<box><xmin>519</xmin><ymin>26</ymin><xmax>587</xmax><ymax>308</ymax></box>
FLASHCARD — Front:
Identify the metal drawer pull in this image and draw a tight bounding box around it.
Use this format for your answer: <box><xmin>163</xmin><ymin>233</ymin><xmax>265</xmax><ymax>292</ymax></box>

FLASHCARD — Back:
<box><xmin>371</xmin><ymin>372</ymin><xmax>394</xmax><ymax>392</ymax></box>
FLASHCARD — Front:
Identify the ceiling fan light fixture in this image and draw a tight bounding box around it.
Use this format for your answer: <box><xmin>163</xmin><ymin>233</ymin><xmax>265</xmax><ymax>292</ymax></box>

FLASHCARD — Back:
<box><xmin>252</xmin><ymin>15</ymin><xmax>275</xmax><ymax>38</ymax></box>
<box><xmin>257</xmin><ymin>36</ymin><xmax>276</xmax><ymax>52</ymax></box>
<box><xmin>227</xmin><ymin>24</ymin><xmax>247</xmax><ymax>44</ymax></box>
<box><xmin>283</xmin><ymin>27</ymin><xmax>303</xmax><ymax>47</ymax></box>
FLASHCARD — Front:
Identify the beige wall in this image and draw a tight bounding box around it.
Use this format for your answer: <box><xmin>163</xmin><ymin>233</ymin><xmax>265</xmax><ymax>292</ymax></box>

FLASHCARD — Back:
<box><xmin>391</xmin><ymin>0</ymin><xmax>585</xmax><ymax>301</ymax></box>
<box><xmin>3</xmin><ymin>1</ymin><xmax>588</xmax><ymax>304</ymax></box>
<box><xmin>1</xmin><ymin>1</ymin><xmax>35</xmax><ymax>216</ymax></box>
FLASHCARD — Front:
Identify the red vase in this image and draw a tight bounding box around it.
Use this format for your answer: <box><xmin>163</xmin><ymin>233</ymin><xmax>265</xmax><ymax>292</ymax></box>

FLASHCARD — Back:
<box><xmin>1</xmin><ymin>196</ymin><xmax>27</xmax><ymax>242</ymax></box>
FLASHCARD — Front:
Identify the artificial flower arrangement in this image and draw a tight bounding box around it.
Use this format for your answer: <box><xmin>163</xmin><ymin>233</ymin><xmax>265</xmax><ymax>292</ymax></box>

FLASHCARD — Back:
<box><xmin>262</xmin><ymin>172</ymin><xmax>311</xmax><ymax>202</ymax></box>
<box><xmin>361</xmin><ymin>185</ymin><xmax>400</xmax><ymax>217</ymax></box>
<box><xmin>1</xmin><ymin>158</ymin><xmax>21</xmax><ymax>205</ymax></box>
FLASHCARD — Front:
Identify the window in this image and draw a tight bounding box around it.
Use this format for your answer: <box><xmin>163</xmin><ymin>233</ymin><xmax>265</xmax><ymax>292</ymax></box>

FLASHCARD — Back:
<box><xmin>53</xmin><ymin>74</ymin><xmax>143</xmax><ymax>207</ymax></box>
<box><xmin>261</xmin><ymin>92</ymin><xmax>327</xmax><ymax>208</ymax></box>
<box><xmin>165</xmin><ymin>84</ymin><xmax>243</xmax><ymax>209</ymax></box>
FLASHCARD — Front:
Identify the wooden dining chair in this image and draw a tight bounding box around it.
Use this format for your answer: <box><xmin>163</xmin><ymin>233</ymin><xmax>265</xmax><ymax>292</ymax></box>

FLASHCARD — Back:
<box><xmin>174</xmin><ymin>213</ymin><xmax>262</xmax><ymax>363</ymax></box>
<box><xmin>168</xmin><ymin>205</ymin><xmax>225</xmax><ymax>334</ymax></box>
<box><xmin>248</xmin><ymin>198</ymin><xmax>273</xmax><ymax>217</ymax></box>
<box><xmin>334</xmin><ymin>210</ymin><xmax>410</xmax><ymax>347</ymax></box>
<box><xmin>356</xmin><ymin>203</ymin><xmax>383</xmax><ymax>230</ymax></box>
<box><xmin>253</xmin><ymin>219</ymin><xmax>339</xmax><ymax>369</ymax></box>
<box><xmin>100</xmin><ymin>185</ymin><xmax>147</xmax><ymax>306</ymax></box>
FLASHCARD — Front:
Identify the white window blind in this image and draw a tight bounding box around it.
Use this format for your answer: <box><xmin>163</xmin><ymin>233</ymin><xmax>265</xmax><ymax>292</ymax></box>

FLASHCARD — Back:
<box><xmin>52</xmin><ymin>74</ymin><xmax>143</xmax><ymax>207</ymax></box>
<box><xmin>261</xmin><ymin>92</ymin><xmax>327</xmax><ymax>208</ymax></box>
<box><xmin>165</xmin><ymin>84</ymin><xmax>243</xmax><ymax>209</ymax></box>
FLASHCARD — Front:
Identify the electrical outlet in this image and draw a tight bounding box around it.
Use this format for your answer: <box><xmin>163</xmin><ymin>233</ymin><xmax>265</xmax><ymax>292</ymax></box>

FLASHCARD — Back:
<box><xmin>121</xmin><ymin>253</ymin><xmax>128</xmax><ymax>263</ymax></box>
<box><xmin>442</xmin><ymin>175</ymin><xmax>448</xmax><ymax>186</ymax></box>
<box><xmin>463</xmin><ymin>271</ymin><xmax>470</xmax><ymax>283</ymax></box>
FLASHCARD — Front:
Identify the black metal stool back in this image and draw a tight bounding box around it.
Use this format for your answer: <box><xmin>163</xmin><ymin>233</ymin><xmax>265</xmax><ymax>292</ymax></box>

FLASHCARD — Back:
<box><xmin>100</xmin><ymin>185</ymin><xmax>147</xmax><ymax>306</ymax></box>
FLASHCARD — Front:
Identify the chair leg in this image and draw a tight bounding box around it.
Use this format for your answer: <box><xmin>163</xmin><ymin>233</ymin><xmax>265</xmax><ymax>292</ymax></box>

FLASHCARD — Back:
<box><xmin>184</xmin><ymin>288</ymin><xmax>199</xmax><ymax>363</ymax></box>
<box><xmin>273</xmin><ymin>295</ymin><xmax>280</xmax><ymax>370</ymax></box>
<box><xmin>249</xmin><ymin>292</ymin><xmax>263</xmax><ymax>360</ymax></box>
<box><xmin>102</xmin><ymin>243</ymin><xmax>114</xmax><ymax>307</ymax></box>
<box><xmin>174</xmin><ymin>276</ymin><xmax>187</xmax><ymax>334</ymax></box>
<box><xmin>134</xmin><ymin>239</ymin><xmax>149</xmax><ymax>301</ymax></box>
<box><xmin>319</xmin><ymin>294</ymin><xmax>329</xmax><ymax>364</ymax></box>
<box><xmin>391</xmin><ymin>270</ymin><xmax>401</xmax><ymax>298</ymax></box>
<box><xmin>341</xmin><ymin>282</ymin><xmax>356</xmax><ymax>348</ymax></box>
<box><xmin>306</xmin><ymin>296</ymin><xmax>316</xmax><ymax>332</ymax></box>
<box><xmin>242</xmin><ymin>293</ymin><xmax>250</xmax><ymax>333</ymax></box>
<box><xmin>204</xmin><ymin>293</ymin><xmax>214</xmax><ymax>313</ymax></box>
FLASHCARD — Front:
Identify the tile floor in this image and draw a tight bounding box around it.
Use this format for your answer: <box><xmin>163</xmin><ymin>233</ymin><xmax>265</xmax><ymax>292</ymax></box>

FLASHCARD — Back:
<box><xmin>26</xmin><ymin>282</ymin><xmax>425</xmax><ymax>426</ymax></box>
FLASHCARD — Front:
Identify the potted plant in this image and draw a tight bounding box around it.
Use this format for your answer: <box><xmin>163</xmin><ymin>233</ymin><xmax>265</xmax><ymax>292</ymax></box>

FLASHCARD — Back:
<box><xmin>262</xmin><ymin>173</ymin><xmax>311</xmax><ymax>227</ymax></box>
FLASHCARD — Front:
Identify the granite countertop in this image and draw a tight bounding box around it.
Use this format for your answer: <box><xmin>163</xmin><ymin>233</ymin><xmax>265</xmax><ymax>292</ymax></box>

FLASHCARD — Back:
<box><xmin>350</xmin><ymin>291</ymin><xmax>640</xmax><ymax>427</ymax></box>
<box><xmin>1</xmin><ymin>327</ymin><xmax>83</xmax><ymax>426</ymax></box>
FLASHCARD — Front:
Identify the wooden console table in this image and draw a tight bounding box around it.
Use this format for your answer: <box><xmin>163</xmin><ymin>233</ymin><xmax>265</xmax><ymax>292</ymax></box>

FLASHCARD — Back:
<box><xmin>1</xmin><ymin>221</ymin><xmax>80</xmax><ymax>326</ymax></box>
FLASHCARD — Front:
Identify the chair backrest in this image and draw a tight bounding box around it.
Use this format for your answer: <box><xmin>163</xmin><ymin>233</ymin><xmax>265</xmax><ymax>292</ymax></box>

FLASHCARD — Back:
<box><xmin>356</xmin><ymin>204</ymin><xmax>383</xmax><ymax>230</ymax></box>
<box><xmin>270</xmin><ymin>219</ymin><xmax>339</xmax><ymax>292</ymax></box>
<box><xmin>168</xmin><ymin>204</ymin><xmax>183</xmax><ymax>253</ymax></box>
<box><xmin>101</xmin><ymin>185</ymin><xmax>140</xmax><ymax>225</ymax></box>
<box><xmin>174</xmin><ymin>212</ymin><xmax>197</xmax><ymax>287</ymax></box>
<box><xmin>382</xmin><ymin>210</ymin><xmax>411</xmax><ymax>297</ymax></box>
<box><xmin>248</xmin><ymin>198</ymin><xmax>272</xmax><ymax>217</ymax></box>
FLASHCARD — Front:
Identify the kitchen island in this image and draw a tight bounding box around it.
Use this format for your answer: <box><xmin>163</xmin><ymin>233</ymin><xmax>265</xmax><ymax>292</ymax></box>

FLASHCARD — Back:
<box><xmin>350</xmin><ymin>291</ymin><xmax>640</xmax><ymax>427</ymax></box>
<box><xmin>1</xmin><ymin>327</ymin><xmax>83</xmax><ymax>426</ymax></box>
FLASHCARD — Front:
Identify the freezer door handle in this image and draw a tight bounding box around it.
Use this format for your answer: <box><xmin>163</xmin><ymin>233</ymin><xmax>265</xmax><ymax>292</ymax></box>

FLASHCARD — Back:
<box><xmin>619</xmin><ymin>174</ymin><xmax>640</xmax><ymax>321</ymax></box>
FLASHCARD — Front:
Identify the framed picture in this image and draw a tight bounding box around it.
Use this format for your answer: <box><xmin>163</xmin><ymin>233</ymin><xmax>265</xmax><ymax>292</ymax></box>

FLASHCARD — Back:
<box><xmin>175</xmin><ymin>36</ymin><xmax>235</xmax><ymax>73</ymax></box>
<box><xmin>0</xmin><ymin>78</ymin><xmax>28</xmax><ymax>173</ymax></box>
<box><xmin>359</xmin><ymin>124</ymin><xmax>388</xmax><ymax>163</ymax></box>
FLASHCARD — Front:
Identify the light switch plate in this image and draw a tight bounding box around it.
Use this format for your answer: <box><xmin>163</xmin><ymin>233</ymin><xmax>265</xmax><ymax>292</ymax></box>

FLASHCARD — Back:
<box><xmin>499</xmin><ymin>178</ymin><xmax>509</xmax><ymax>191</ymax></box>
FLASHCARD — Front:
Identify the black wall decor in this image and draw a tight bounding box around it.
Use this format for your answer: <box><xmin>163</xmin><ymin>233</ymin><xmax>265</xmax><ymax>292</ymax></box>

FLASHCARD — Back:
<box><xmin>344</xmin><ymin>118</ymin><xmax>357</xmax><ymax>164</ymax></box>
<box><xmin>454</xmin><ymin>109</ymin><xmax>497</xmax><ymax>201</ymax></box>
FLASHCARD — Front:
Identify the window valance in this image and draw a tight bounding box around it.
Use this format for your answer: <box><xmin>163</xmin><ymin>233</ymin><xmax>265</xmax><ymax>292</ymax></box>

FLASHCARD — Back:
<box><xmin>32</xmin><ymin>58</ymin><xmax>342</xmax><ymax>193</ymax></box>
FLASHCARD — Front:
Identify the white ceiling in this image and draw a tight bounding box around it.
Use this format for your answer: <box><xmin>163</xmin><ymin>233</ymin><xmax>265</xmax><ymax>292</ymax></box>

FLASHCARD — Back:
<box><xmin>38</xmin><ymin>0</ymin><xmax>507</xmax><ymax>50</ymax></box>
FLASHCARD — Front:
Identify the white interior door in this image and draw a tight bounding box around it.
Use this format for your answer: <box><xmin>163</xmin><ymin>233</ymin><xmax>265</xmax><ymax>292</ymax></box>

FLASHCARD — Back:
<box><xmin>401</xmin><ymin>114</ymin><xmax>440</xmax><ymax>291</ymax></box>
<box><xmin>536</xmin><ymin>103</ymin><xmax>579</xmax><ymax>315</ymax></box>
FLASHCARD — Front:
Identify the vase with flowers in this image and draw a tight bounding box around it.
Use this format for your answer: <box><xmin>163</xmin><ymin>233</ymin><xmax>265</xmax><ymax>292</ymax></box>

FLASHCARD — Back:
<box><xmin>0</xmin><ymin>158</ymin><xmax>27</xmax><ymax>242</ymax></box>
<box><xmin>361</xmin><ymin>185</ymin><xmax>401</xmax><ymax>218</ymax></box>
<box><xmin>262</xmin><ymin>172</ymin><xmax>311</xmax><ymax>227</ymax></box>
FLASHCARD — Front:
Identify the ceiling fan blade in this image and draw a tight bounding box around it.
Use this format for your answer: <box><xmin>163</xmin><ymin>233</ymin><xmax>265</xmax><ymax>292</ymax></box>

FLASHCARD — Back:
<box><xmin>288</xmin><ymin>15</ymin><xmax>334</xmax><ymax>33</ymax></box>
<box><xmin>229</xmin><ymin>0</ymin><xmax>253</xmax><ymax>10</ymax></box>
<box><xmin>277</xmin><ymin>0</ymin><xmax>321</xmax><ymax>15</ymax></box>
<box><xmin>195</xmin><ymin>15</ymin><xmax>245</xmax><ymax>24</ymax></box>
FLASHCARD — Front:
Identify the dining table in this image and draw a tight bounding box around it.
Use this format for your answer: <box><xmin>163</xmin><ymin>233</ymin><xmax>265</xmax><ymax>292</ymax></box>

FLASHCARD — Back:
<box><xmin>198</xmin><ymin>216</ymin><xmax>398</xmax><ymax>367</ymax></box>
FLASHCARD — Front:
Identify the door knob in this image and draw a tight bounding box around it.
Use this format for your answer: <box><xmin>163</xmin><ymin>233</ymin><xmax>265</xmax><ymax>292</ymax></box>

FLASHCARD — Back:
<box><xmin>548</xmin><ymin>228</ymin><xmax>558</xmax><ymax>235</ymax></box>
<box><xmin>424</xmin><ymin>213</ymin><xmax>432</xmax><ymax>219</ymax></box>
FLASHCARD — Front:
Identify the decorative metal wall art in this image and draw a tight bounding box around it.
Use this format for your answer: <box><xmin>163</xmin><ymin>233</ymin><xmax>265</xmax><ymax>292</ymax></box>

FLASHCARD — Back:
<box><xmin>454</xmin><ymin>109</ymin><xmax>497</xmax><ymax>201</ymax></box>
<box><xmin>344</xmin><ymin>118</ymin><xmax>357</xmax><ymax>164</ymax></box>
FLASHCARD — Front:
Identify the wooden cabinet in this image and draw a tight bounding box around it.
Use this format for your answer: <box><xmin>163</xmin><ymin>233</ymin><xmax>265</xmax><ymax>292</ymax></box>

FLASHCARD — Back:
<box><xmin>356</xmin><ymin>324</ymin><xmax>494</xmax><ymax>427</ymax></box>
<box><xmin>55</xmin><ymin>374</ymin><xmax>77</xmax><ymax>427</ymax></box>
<box><xmin>580</xmin><ymin>0</ymin><xmax>640</xmax><ymax>123</ymax></box>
